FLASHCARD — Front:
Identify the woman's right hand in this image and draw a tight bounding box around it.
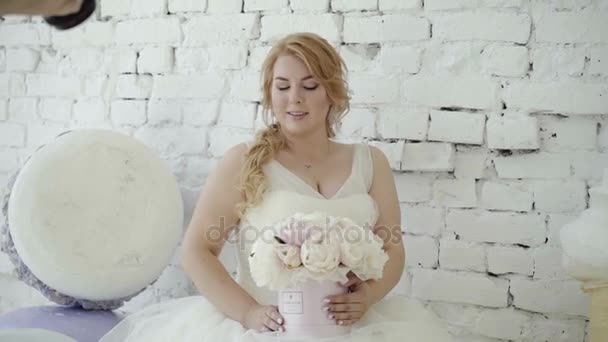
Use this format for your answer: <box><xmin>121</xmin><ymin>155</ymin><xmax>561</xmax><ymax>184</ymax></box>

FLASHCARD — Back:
<box><xmin>241</xmin><ymin>304</ymin><xmax>285</xmax><ymax>333</ymax></box>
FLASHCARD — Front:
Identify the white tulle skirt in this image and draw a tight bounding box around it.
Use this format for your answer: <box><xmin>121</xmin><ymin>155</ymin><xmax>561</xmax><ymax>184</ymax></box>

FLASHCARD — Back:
<box><xmin>98</xmin><ymin>295</ymin><xmax>454</xmax><ymax>342</ymax></box>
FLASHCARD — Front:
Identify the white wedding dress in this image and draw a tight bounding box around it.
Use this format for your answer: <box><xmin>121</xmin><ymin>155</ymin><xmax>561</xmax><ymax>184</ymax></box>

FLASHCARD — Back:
<box><xmin>99</xmin><ymin>142</ymin><xmax>454</xmax><ymax>341</ymax></box>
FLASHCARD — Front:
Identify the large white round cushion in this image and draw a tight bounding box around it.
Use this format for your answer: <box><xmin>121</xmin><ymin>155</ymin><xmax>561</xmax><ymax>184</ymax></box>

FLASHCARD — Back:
<box><xmin>4</xmin><ymin>129</ymin><xmax>183</xmax><ymax>306</ymax></box>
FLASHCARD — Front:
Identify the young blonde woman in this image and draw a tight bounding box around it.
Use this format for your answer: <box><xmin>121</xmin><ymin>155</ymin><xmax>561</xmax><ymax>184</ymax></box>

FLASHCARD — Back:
<box><xmin>99</xmin><ymin>33</ymin><xmax>454</xmax><ymax>341</ymax></box>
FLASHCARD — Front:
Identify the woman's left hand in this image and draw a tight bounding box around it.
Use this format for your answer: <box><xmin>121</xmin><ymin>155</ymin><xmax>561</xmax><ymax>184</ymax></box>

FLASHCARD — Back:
<box><xmin>323</xmin><ymin>273</ymin><xmax>373</xmax><ymax>326</ymax></box>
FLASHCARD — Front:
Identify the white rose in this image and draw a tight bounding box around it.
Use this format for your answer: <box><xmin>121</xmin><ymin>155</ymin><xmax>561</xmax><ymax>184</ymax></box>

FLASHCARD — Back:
<box><xmin>339</xmin><ymin>220</ymin><xmax>367</xmax><ymax>268</ymax></box>
<box><xmin>249</xmin><ymin>239</ymin><xmax>284</xmax><ymax>288</ymax></box>
<box><xmin>339</xmin><ymin>220</ymin><xmax>388</xmax><ymax>280</ymax></box>
<box><xmin>300</xmin><ymin>230</ymin><xmax>341</xmax><ymax>274</ymax></box>
<box><xmin>354</xmin><ymin>241</ymin><xmax>389</xmax><ymax>280</ymax></box>
<box><xmin>340</xmin><ymin>241</ymin><xmax>365</xmax><ymax>269</ymax></box>
<box><xmin>274</xmin><ymin>244</ymin><xmax>302</xmax><ymax>269</ymax></box>
<box><xmin>298</xmin><ymin>212</ymin><xmax>331</xmax><ymax>228</ymax></box>
<box><xmin>275</xmin><ymin>212</ymin><xmax>330</xmax><ymax>246</ymax></box>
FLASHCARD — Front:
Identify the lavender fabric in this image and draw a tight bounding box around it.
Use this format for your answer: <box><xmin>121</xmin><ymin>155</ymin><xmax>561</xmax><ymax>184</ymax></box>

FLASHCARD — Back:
<box><xmin>0</xmin><ymin>130</ymin><xmax>153</xmax><ymax>310</ymax></box>
<box><xmin>0</xmin><ymin>306</ymin><xmax>124</xmax><ymax>342</ymax></box>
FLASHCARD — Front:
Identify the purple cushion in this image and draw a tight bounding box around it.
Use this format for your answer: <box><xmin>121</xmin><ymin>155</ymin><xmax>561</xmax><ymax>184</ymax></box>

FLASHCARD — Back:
<box><xmin>0</xmin><ymin>306</ymin><xmax>124</xmax><ymax>342</ymax></box>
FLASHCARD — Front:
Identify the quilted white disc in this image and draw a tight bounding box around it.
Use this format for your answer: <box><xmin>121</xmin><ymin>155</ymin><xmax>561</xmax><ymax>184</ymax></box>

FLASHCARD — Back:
<box><xmin>7</xmin><ymin>130</ymin><xmax>183</xmax><ymax>301</ymax></box>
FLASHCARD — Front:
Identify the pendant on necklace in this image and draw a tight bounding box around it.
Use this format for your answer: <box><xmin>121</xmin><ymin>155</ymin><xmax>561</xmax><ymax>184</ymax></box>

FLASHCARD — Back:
<box><xmin>304</xmin><ymin>164</ymin><xmax>312</xmax><ymax>169</ymax></box>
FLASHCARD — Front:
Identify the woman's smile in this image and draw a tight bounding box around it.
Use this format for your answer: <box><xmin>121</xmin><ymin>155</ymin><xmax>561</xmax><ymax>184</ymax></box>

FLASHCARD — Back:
<box><xmin>287</xmin><ymin>111</ymin><xmax>309</xmax><ymax>119</ymax></box>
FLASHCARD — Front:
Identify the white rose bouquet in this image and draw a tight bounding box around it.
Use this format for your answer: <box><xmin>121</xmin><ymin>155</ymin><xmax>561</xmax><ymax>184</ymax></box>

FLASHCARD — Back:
<box><xmin>248</xmin><ymin>212</ymin><xmax>389</xmax><ymax>291</ymax></box>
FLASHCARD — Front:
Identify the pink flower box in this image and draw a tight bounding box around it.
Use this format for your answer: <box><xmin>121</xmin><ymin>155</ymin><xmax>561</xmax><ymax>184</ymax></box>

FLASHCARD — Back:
<box><xmin>278</xmin><ymin>279</ymin><xmax>351</xmax><ymax>338</ymax></box>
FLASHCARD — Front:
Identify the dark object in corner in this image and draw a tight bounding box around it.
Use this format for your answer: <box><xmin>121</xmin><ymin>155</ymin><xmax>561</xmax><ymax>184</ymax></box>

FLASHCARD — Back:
<box><xmin>44</xmin><ymin>0</ymin><xmax>96</xmax><ymax>30</ymax></box>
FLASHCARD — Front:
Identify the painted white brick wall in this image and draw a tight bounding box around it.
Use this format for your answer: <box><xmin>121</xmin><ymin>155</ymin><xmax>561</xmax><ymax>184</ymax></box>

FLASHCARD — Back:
<box><xmin>244</xmin><ymin>0</ymin><xmax>288</xmax><ymax>13</ymax></box>
<box><xmin>425</xmin><ymin>0</ymin><xmax>527</xmax><ymax>10</ymax></box>
<box><xmin>206</xmin><ymin>0</ymin><xmax>242</xmax><ymax>13</ymax></box>
<box><xmin>432</xmin><ymin>178</ymin><xmax>477</xmax><ymax>208</ymax></box>
<box><xmin>532</xmin><ymin>47</ymin><xmax>586</xmax><ymax>79</ymax></box>
<box><xmin>494</xmin><ymin>153</ymin><xmax>570</xmax><ymax>179</ymax></box>
<box><xmin>290</xmin><ymin>0</ymin><xmax>329</xmax><ymax>12</ymax></box>
<box><xmin>400</xmin><ymin>205</ymin><xmax>443</xmax><ymax>237</ymax></box>
<box><xmin>343</xmin><ymin>15</ymin><xmax>429</xmax><ymax>43</ymax></box>
<box><xmin>260</xmin><ymin>14</ymin><xmax>341</xmax><ymax>43</ymax></box>
<box><xmin>535</xmin><ymin>12</ymin><xmax>608</xmax><ymax>44</ymax></box>
<box><xmin>481</xmin><ymin>181</ymin><xmax>533</xmax><ymax>212</ymax></box>
<box><xmin>480</xmin><ymin>44</ymin><xmax>529</xmax><ymax>77</ymax></box>
<box><xmin>377</xmin><ymin>107</ymin><xmax>428</xmax><ymax>140</ymax></box>
<box><xmin>332</xmin><ymin>0</ymin><xmax>376</xmax><ymax>12</ymax></box>
<box><xmin>52</xmin><ymin>22</ymin><xmax>114</xmax><ymax>47</ymax></box>
<box><xmin>589</xmin><ymin>47</ymin><xmax>608</xmax><ymax>76</ymax></box>
<box><xmin>433</xmin><ymin>12</ymin><xmax>531</xmax><ymax>44</ymax></box>
<box><xmin>486</xmin><ymin>115</ymin><xmax>540</xmax><ymax>150</ymax></box>
<box><xmin>511</xmin><ymin>278</ymin><xmax>590</xmax><ymax>316</ymax></box>
<box><xmin>116</xmin><ymin>18</ymin><xmax>182</xmax><ymax>45</ymax></box>
<box><xmin>6</xmin><ymin>48</ymin><xmax>40</xmax><ymax>72</ymax></box>
<box><xmin>130</xmin><ymin>0</ymin><xmax>167</xmax><ymax>17</ymax></box>
<box><xmin>110</xmin><ymin>100</ymin><xmax>147</xmax><ymax>126</ymax></box>
<box><xmin>504</xmin><ymin>82</ymin><xmax>608</xmax><ymax>115</ymax></box>
<box><xmin>428</xmin><ymin>110</ymin><xmax>485</xmax><ymax>145</ymax></box>
<box><xmin>394</xmin><ymin>174</ymin><xmax>433</xmax><ymax>203</ymax></box>
<box><xmin>454</xmin><ymin>150</ymin><xmax>488</xmax><ymax>179</ymax></box>
<box><xmin>137</xmin><ymin>46</ymin><xmax>174</xmax><ymax>74</ymax></box>
<box><xmin>473</xmin><ymin>308</ymin><xmax>530</xmax><ymax>340</ymax></box>
<box><xmin>110</xmin><ymin>76</ymin><xmax>137</xmax><ymax>99</ymax></box>
<box><xmin>168</xmin><ymin>0</ymin><xmax>207</xmax><ymax>13</ymax></box>
<box><xmin>403</xmin><ymin>234</ymin><xmax>438</xmax><ymax>268</ymax></box>
<box><xmin>402</xmin><ymin>142</ymin><xmax>455</xmax><ymax>171</ymax></box>
<box><xmin>73</xmin><ymin>98</ymin><xmax>107</xmax><ymax>124</ymax></box>
<box><xmin>447</xmin><ymin>210</ymin><xmax>546</xmax><ymax>246</ymax></box>
<box><xmin>26</xmin><ymin>74</ymin><xmax>81</xmax><ymax>97</ymax></box>
<box><xmin>349</xmin><ymin>74</ymin><xmax>400</xmax><ymax>104</ymax></box>
<box><xmin>528</xmin><ymin>317</ymin><xmax>587</xmax><ymax>342</ymax></box>
<box><xmin>411</xmin><ymin>269</ymin><xmax>510</xmax><ymax>307</ymax></box>
<box><xmin>1</xmin><ymin>1</ymin><xmax>605</xmax><ymax>340</ymax></box>
<box><xmin>439</xmin><ymin>240</ymin><xmax>486</xmax><ymax>272</ymax></box>
<box><xmin>379</xmin><ymin>0</ymin><xmax>421</xmax><ymax>11</ymax></box>
<box><xmin>474</xmin><ymin>309</ymin><xmax>530</xmax><ymax>340</ymax></box>
<box><xmin>487</xmin><ymin>246</ymin><xmax>534</xmax><ymax>276</ymax></box>
<box><xmin>403</xmin><ymin>77</ymin><xmax>500</xmax><ymax>109</ymax></box>
<box><xmin>540</xmin><ymin>117</ymin><xmax>597</xmax><ymax>151</ymax></box>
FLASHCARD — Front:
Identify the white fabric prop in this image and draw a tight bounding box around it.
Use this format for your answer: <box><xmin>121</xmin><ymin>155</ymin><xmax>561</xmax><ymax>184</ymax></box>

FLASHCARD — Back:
<box><xmin>1</xmin><ymin>130</ymin><xmax>183</xmax><ymax>309</ymax></box>
<box><xmin>561</xmin><ymin>168</ymin><xmax>608</xmax><ymax>341</ymax></box>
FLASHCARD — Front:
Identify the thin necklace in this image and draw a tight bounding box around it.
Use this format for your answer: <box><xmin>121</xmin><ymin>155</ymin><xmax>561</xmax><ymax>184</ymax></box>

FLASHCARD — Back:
<box><xmin>302</xmin><ymin>142</ymin><xmax>331</xmax><ymax>170</ymax></box>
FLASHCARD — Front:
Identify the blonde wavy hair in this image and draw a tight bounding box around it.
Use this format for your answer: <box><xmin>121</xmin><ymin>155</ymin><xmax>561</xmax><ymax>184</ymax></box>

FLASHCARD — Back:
<box><xmin>235</xmin><ymin>32</ymin><xmax>350</xmax><ymax>219</ymax></box>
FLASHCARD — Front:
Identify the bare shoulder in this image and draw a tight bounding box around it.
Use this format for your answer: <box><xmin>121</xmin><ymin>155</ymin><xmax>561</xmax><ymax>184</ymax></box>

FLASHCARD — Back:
<box><xmin>368</xmin><ymin>145</ymin><xmax>391</xmax><ymax>174</ymax></box>
<box><xmin>367</xmin><ymin>144</ymin><xmax>396</xmax><ymax>198</ymax></box>
<box><xmin>212</xmin><ymin>142</ymin><xmax>249</xmax><ymax>174</ymax></box>
<box><xmin>199</xmin><ymin>142</ymin><xmax>249</xmax><ymax>211</ymax></box>
<box><xmin>221</xmin><ymin>142</ymin><xmax>249</xmax><ymax>163</ymax></box>
<box><xmin>366</xmin><ymin>145</ymin><xmax>400</xmax><ymax>242</ymax></box>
